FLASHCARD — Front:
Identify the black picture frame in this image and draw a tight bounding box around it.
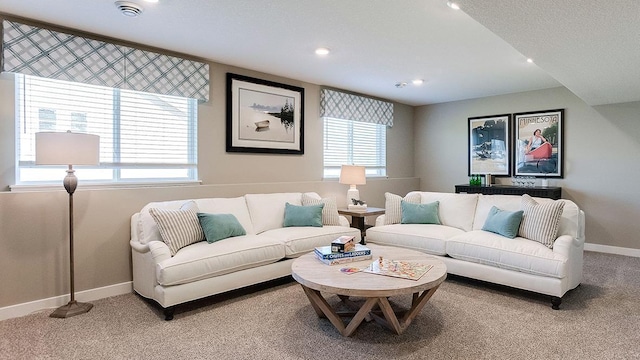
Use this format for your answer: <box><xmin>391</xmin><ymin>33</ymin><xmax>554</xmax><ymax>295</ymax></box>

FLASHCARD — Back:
<box><xmin>513</xmin><ymin>109</ymin><xmax>564</xmax><ymax>178</ymax></box>
<box><xmin>468</xmin><ymin>114</ymin><xmax>511</xmax><ymax>176</ymax></box>
<box><xmin>226</xmin><ymin>73</ymin><xmax>304</xmax><ymax>154</ymax></box>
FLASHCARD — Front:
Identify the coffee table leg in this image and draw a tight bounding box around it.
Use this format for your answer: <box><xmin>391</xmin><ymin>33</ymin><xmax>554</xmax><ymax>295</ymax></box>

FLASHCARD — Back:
<box><xmin>300</xmin><ymin>285</ymin><xmax>325</xmax><ymax>318</ymax></box>
<box><xmin>300</xmin><ymin>285</ymin><xmax>379</xmax><ymax>337</ymax></box>
<box><xmin>400</xmin><ymin>285</ymin><xmax>441</xmax><ymax>328</ymax></box>
<box><xmin>343</xmin><ymin>297</ymin><xmax>378</xmax><ymax>336</ymax></box>
<box><xmin>367</xmin><ymin>285</ymin><xmax>442</xmax><ymax>335</ymax></box>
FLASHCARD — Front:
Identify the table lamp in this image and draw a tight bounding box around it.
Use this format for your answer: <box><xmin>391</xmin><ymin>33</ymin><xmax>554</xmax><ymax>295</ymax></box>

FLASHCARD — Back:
<box><xmin>36</xmin><ymin>131</ymin><xmax>100</xmax><ymax>318</ymax></box>
<box><xmin>339</xmin><ymin>165</ymin><xmax>366</xmax><ymax>210</ymax></box>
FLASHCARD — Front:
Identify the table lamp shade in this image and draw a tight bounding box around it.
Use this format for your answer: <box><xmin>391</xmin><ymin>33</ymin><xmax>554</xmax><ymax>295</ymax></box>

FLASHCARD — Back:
<box><xmin>36</xmin><ymin>132</ymin><xmax>100</xmax><ymax>166</ymax></box>
<box><xmin>339</xmin><ymin>165</ymin><xmax>366</xmax><ymax>185</ymax></box>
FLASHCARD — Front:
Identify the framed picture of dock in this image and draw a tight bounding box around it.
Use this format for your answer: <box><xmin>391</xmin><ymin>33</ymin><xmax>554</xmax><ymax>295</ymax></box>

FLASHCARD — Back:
<box><xmin>513</xmin><ymin>109</ymin><xmax>564</xmax><ymax>178</ymax></box>
<box><xmin>468</xmin><ymin>114</ymin><xmax>511</xmax><ymax>176</ymax></box>
<box><xmin>226</xmin><ymin>73</ymin><xmax>304</xmax><ymax>154</ymax></box>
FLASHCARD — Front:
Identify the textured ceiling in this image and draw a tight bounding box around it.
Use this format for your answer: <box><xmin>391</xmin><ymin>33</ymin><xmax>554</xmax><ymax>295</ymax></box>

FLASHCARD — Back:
<box><xmin>457</xmin><ymin>0</ymin><xmax>640</xmax><ymax>106</ymax></box>
<box><xmin>1</xmin><ymin>0</ymin><xmax>635</xmax><ymax>106</ymax></box>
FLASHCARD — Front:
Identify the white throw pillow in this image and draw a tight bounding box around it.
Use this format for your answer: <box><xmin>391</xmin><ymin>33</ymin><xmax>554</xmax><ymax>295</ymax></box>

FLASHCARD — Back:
<box><xmin>384</xmin><ymin>192</ymin><xmax>421</xmax><ymax>225</ymax></box>
<box><xmin>149</xmin><ymin>201</ymin><xmax>205</xmax><ymax>256</ymax></box>
<box><xmin>301</xmin><ymin>193</ymin><xmax>340</xmax><ymax>226</ymax></box>
<box><xmin>518</xmin><ymin>194</ymin><xmax>565</xmax><ymax>248</ymax></box>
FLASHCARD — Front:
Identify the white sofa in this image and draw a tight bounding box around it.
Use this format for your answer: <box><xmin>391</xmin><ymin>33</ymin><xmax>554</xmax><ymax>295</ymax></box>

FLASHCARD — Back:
<box><xmin>366</xmin><ymin>191</ymin><xmax>585</xmax><ymax>309</ymax></box>
<box><xmin>130</xmin><ymin>192</ymin><xmax>360</xmax><ymax>320</ymax></box>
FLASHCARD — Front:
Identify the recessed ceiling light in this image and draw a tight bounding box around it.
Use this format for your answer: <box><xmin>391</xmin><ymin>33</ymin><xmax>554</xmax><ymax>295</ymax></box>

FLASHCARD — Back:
<box><xmin>315</xmin><ymin>47</ymin><xmax>330</xmax><ymax>56</ymax></box>
<box><xmin>447</xmin><ymin>1</ymin><xmax>460</xmax><ymax>10</ymax></box>
<box><xmin>412</xmin><ymin>79</ymin><xmax>424</xmax><ymax>85</ymax></box>
<box><xmin>527</xmin><ymin>58</ymin><xmax>534</xmax><ymax>63</ymax></box>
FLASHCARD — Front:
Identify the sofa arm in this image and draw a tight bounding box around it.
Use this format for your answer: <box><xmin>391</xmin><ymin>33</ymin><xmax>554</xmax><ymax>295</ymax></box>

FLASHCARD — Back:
<box><xmin>375</xmin><ymin>215</ymin><xmax>386</xmax><ymax>227</ymax></box>
<box><xmin>552</xmin><ymin>235</ymin><xmax>581</xmax><ymax>256</ymax></box>
<box><xmin>130</xmin><ymin>239</ymin><xmax>171</xmax><ymax>262</ymax></box>
<box><xmin>148</xmin><ymin>241</ymin><xmax>172</xmax><ymax>263</ymax></box>
<box><xmin>130</xmin><ymin>239</ymin><xmax>150</xmax><ymax>253</ymax></box>
<box><xmin>338</xmin><ymin>215</ymin><xmax>350</xmax><ymax>227</ymax></box>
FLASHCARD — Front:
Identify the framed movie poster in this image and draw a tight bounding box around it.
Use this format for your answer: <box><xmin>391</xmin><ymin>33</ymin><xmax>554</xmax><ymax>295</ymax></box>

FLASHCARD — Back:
<box><xmin>226</xmin><ymin>73</ymin><xmax>304</xmax><ymax>154</ymax></box>
<box><xmin>468</xmin><ymin>114</ymin><xmax>511</xmax><ymax>176</ymax></box>
<box><xmin>513</xmin><ymin>109</ymin><xmax>564</xmax><ymax>177</ymax></box>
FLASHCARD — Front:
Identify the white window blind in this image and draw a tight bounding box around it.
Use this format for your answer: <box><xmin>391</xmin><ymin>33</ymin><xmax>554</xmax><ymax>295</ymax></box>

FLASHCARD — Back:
<box><xmin>323</xmin><ymin>117</ymin><xmax>386</xmax><ymax>178</ymax></box>
<box><xmin>16</xmin><ymin>74</ymin><xmax>198</xmax><ymax>185</ymax></box>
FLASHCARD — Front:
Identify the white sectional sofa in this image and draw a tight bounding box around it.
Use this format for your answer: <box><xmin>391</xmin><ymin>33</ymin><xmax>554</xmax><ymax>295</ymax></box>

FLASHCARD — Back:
<box><xmin>366</xmin><ymin>191</ymin><xmax>585</xmax><ymax>309</ymax></box>
<box><xmin>130</xmin><ymin>192</ymin><xmax>360</xmax><ymax>320</ymax></box>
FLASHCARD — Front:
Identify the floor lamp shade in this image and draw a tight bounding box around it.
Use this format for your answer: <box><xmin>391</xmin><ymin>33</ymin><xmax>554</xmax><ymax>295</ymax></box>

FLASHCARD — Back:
<box><xmin>35</xmin><ymin>132</ymin><xmax>100</xmax><ymax>166</ymax></box>
<box><xmin>339</xmin><ymin>165</ymin><xmax>366</xmax><ymax>207</ymax></box>
<box><xmin>35</xmin><ymin>131</ymin><xmax>99</xmax><ymax>318</ymax></box>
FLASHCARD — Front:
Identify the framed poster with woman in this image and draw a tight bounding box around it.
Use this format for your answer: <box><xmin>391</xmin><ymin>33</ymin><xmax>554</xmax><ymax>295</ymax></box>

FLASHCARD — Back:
<box><xmin>513</xmin><ymin>109</ymin><xmax>564</xmax><ymax>178</ymax></box>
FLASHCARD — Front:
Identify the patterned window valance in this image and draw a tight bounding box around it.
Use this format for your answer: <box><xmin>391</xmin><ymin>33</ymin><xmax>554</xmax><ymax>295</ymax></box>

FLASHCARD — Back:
<box><xmin>1</xmin><ymin>20</ymin><xmax>209</xmax><ymax>101</ymax></box>
<box><xmin>320</xmin><ymin>88</ymin><xmax>393</xmax><ymax>127</ymax></box>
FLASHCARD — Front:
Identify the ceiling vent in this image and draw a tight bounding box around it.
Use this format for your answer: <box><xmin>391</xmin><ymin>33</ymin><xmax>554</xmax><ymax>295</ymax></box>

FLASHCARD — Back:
<box><xmin>115</xmin><ymin>1</ymin><xmax>143</xmax><ymax>17</ymax></box>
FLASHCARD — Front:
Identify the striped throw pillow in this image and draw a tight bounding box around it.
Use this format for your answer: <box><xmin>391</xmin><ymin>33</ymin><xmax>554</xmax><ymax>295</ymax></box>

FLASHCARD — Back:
<box><xmin>301</xmin><ymin>194</ymin><xmax>340</xmax><ymax>226</ymax></box>
<box><xmin>518</xmin><ymin>194</ymin><xmax>565</xmax><ymax>248</ymax></box>
<box><xmin>149</xmin><ymin>201</ymin><xmax>205</xmax><ymax>256</ymax></box>
<box><xmin>384</xmin><ymin>192</ymin><xmax>421</xmax><ymax>225</ymax></box>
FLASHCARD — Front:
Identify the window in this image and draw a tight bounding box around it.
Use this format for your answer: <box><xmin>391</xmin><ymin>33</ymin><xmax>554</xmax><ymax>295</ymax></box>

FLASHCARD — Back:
<box><xmin>38</xmin><ymin>109</ymin><xmax>56</xmax><ymax>131</ymax></box>
<box><xmin>15</xmin><ymin>74</ymin><xmax>198</xmax><ymax>185</ymax></box>
<box><xmin>323</xmin><ymin>117</ymin><xmax>386</xmax><ymax>178</ymax></box>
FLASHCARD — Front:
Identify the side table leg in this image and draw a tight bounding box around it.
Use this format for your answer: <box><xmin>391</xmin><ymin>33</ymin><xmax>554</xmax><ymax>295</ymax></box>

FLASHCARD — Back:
<box><xmin>351</xmin><ymin>217</ymin><xmax>366</xmax><ymax>244</ymax></box>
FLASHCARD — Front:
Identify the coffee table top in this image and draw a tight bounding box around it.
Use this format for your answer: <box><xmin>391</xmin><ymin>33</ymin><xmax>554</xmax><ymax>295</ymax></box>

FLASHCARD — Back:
<box><xmin>291</xmin><ymin>244</ymin><xmax>447</xmax><ymax>298</ymax></box>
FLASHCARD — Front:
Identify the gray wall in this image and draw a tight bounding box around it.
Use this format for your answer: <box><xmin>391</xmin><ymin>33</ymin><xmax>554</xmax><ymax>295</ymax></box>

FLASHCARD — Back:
<box><xmin>0</xmin><ymin>62</ymin><xmax>418</xmax><ymax>308</ymax></box>
<box><xmin>415</xmin><ymin>86</ymin><xmax>640</xmax><ymax>251</ymax></box>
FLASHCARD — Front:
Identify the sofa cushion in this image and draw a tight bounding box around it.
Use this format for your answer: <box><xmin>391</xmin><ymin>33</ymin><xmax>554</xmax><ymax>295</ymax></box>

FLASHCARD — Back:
<box><xmin>519</xmin><ymin>194</ymin><xmax>565</xmax><ymax>248</ymax></box>
<box><xmin>446</xmin><ymin>230</ymin><xmax>567</xmax><ymax>278</ymax></box>
<box><xmin>418</xmin><ymin>192</ymin><xmax>478</xmax><ymax>231</ymax></box>
<box><xmin>384</xmin><ymin>192</ymin><xmax>421</xmax><ymax>225</ymax></box>
<box><xmin>284</xmin><ymin>203</ymin><xmax>324</xmax><ymax>227</ymax></box>
<box><xmin>156</xmin><ymin>235</ymin><xmax>285</xmax><ymax>286</ymax></box>
<box><xmin>302</xmin><ymin>193</ymin><xmax>341</xmax><ymax>226</ymax></box>
<box><xmin>262</xmin><ymin>226</ymin><xmax>361</xmax><ymax>258</ymax></box>
<box><xmin>473</xmin><ymin>194</ymin><xmax>528</xmax><ymax>231</ymax></box>
<box><xmin>366</xmin><ymin>224</ymin><xmax>465</xmax><ymax>256</ymax></box>
<box><xmin>197</xmin><ymin>213</ymin><xmax>246</xmax><ymax>243</ymax></box>
<box><xmin>245</xmin><ymin>193</ymin><xmax>302</xmax><ymax>234</ymax></box>
<box><xmin>481</xmin><ymin>206</ymin><xmax>523</xmax><ymax>239</ymax></box>
<box><xmin>195</xmin><ymin>197</ymin><xmax>255</xmax><ymax>235</ymax></box>
<box><xmin>149</xmin><ymin>201</ymin><xmax>205</xmax><ymax>256</ymax></box>
<box><xmin>401</xmin><ymin>201</ymin><xmax>441</xmax><ymax>225</ymax></box>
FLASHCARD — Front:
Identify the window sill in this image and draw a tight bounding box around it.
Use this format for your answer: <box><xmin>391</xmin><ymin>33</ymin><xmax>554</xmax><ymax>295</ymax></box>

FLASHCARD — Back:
<box><xmin>10</xmin><ymin>180</ymin><xmax>202</xmax><ymax>192</ymax></box>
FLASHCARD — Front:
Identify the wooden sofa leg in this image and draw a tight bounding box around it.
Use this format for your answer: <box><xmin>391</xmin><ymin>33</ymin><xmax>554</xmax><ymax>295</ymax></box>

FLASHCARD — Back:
<box><xmin>551</xmin><ymin>296</ymin><xmax>561</xmax><ymax>310</ymax></box>
<box><xmin>164</xmin><ymin>306</ymin><xmax>176</xmax><ymax>321</ymax></box>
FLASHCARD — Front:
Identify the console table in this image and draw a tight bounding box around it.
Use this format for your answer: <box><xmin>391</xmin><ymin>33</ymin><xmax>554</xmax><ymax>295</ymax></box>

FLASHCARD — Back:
<box><xmin>454</xmin><ymin>184</ymin><xmax>562</xmax><ymax>200</ymax></box>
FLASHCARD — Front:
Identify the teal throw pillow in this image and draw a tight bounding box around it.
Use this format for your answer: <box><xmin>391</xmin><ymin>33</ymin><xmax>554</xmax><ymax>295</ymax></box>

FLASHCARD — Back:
<box><xmin>401</xmin><ymin>201</ymin><xmax>441</xmax><ymax>224</ymax></box>
<box><xmin>283</xmin><ymin>203</ymin><xmax>324</xmax><ymax>227</ymax></box>
<box><xmin>482</xmin><ymin>206</ymin><xmax>524</xmax><ymax>239</ymax></box>
<box><xmin>197</xmin><ymin>213</ymin><xmax>246</xmax><ymax>243</ymax></box>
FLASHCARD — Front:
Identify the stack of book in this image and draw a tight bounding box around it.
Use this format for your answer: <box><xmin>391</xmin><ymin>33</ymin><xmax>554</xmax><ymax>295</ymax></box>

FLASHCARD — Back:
<box><xmin>314</xmin><ymin>243</ymin><xmax>372</xmax><ymax>265</ymax></box>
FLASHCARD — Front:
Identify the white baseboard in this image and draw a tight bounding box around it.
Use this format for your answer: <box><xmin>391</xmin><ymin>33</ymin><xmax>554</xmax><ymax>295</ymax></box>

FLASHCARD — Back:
<box><xmin>0</xmin><ymin>281</ymin><xmax>132</xmax><ymax>321</ymax></box>
<box><xmin>584</xmin><ymin>243</ymin><xmax>640</xmax><ymax>258</ymax></box>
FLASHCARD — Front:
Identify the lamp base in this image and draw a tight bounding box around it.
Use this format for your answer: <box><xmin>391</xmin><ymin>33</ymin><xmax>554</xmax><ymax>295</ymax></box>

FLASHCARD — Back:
<box><xmin>50</xmin><ymin>300</ymin><xmax>93</xmax><ymax>318</ymax></box>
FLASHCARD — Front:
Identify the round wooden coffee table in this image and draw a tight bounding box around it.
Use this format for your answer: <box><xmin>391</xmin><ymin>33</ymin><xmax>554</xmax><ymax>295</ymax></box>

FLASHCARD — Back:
<box><xmin>291</xmin><ymin>244</ymin><xmax>447</xmax><ymax>336</ymax></box>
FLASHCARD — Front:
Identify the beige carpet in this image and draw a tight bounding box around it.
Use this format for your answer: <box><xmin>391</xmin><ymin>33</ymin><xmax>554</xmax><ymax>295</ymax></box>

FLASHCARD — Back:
<box><xmin>1</xmin><ymin>251</ymin><xmax>639</xmax><ymax>360</ymax></box>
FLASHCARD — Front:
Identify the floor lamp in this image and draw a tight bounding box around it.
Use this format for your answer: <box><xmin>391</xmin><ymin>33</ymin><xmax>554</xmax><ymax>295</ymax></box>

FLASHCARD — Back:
<box><xmin>36</xmin><ymin>131</ymin><xmax>100</xmax><ymax>318</ymax></box>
